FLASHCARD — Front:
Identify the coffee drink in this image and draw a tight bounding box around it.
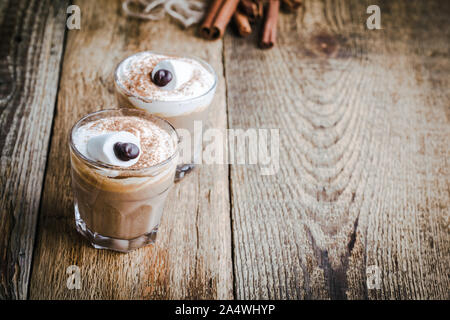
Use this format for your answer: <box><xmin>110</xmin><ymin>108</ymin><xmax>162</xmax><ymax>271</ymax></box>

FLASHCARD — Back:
<box><xmin>69</xmin><ymin>109</ymin><xmax>179</xmax><ymax>252</ymax></box>
<box><xmin>114</xmin><ymin>51</ymin><xmax>217</xmax><ymax>180</ymax></box>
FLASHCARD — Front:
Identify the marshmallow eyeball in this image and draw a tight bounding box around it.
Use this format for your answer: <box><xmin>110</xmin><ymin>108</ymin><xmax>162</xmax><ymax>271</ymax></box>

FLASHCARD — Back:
<box><xmin>87</xmin><ymin>131</ymin><xmax>141</xmax><ymax>167</ymax></box>
<box><xmin>151</xmin><ymin>59</ymin><xmax>194</xmax><ymax>91</ymax></box>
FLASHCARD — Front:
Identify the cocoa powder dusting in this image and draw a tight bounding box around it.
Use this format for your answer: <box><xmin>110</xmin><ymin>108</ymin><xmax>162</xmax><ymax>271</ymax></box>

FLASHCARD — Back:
<box><xmin>86</xmin><ymin>116</ymin><xmax>176</xmax><ymax>169</ymax></box>
<box><xmin>118</xmin><ymin>53</ymin><xmax>214</xmax><ymax>101</ymax></box>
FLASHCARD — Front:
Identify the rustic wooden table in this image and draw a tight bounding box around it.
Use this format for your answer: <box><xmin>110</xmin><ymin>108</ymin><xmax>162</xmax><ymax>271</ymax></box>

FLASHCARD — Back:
<box><xmin>1</xmin><ymin>0</ymin><xmax>449</xmax><ymax>300</ymax></box>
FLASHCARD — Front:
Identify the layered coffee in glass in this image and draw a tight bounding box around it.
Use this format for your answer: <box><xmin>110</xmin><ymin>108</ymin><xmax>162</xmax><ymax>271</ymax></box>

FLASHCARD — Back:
<box><xmin>69</xmin><ymin>109</ymin><xmax>179</xmax><ymax>252</ymax></box>
<box><xmin>114</xmin><ymin>51</ymin><xmax>217</xmax><ymax>180</ymax></box>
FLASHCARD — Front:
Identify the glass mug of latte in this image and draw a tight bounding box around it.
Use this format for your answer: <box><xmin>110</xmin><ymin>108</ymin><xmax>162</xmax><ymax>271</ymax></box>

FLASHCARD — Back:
<box><xmin>69</xmin><ymin>109</ymin><xmax>179</xmax><ymax>252</ymax></box>
<box><xmin>114</xmin><ymin>51</ymin><xmax>217</xmax><ymax>180</ymax></box>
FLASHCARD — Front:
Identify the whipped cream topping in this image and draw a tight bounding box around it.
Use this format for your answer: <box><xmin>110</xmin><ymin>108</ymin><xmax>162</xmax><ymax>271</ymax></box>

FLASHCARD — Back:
<box><xmin>73</xmin><ymin>116</ymin><xmax>176</xmax><ymax>169</ymax></box>
<box><xmin>116</xmin><ymin>52</ymin><xmax>215</xmax><ymax>102</ymax></box>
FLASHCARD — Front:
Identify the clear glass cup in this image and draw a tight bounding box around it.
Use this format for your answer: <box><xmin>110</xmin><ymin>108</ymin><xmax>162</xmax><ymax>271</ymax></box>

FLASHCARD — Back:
<box><xmin>114</xmin><ymin>51</ymin><xmax>217</xmax><ymax>181</ymax></box>
<box><xmin>69</xmin><ymin>109</ymin><xmax>179</xmax><ymax>252</ymax></box>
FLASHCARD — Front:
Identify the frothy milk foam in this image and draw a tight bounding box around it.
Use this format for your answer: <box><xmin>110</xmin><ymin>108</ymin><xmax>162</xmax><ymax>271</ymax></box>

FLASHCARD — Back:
<box><xmin>72</xmin><ymin>116</ymin><xmax>176</xmax><ymax>169</ymax></box>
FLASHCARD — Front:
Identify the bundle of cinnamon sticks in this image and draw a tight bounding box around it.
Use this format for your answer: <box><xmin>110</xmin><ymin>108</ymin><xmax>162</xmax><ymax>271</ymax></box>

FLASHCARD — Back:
<box><xmin>200</xmin><ymin>0</ymin><xmax>302</xmax><ymax>49</ymax></box>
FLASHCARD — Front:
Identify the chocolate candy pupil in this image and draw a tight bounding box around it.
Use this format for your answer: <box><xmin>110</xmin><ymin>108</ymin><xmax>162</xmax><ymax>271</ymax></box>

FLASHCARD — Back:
<box><xmin>113</xmin><ymin>142</ymin><xmax>140</xmax><ymax>161</ymax></box>
<box><xmin>152</xmin><ymin>69</ymin><xmax>173</xmax><ymax>87</ymax></box>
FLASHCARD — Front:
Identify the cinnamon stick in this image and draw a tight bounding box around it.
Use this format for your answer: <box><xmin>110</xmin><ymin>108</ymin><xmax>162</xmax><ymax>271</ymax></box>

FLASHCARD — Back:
<box><xmin>200</xmin><ymin>0</ymin><xmax>225</xmax><ymax>39</ymax></box>
<box><xmin>200</xmin><ymin>0</ymin><xmax>240</xmax><ymax>40</ymax></box>
<box><xmin>281</xmin><ymin>0</ymin><xmax>302</xmax><ymax>12</ymax></box>
<box><xmin>234</xmin><ymin>11</ymin><xmax>252</xmax><ymax>37</ymax></box>
<box><xmin>239</xmin><ymin>0</ymin><xmax>263</xmax><ymax>21</ymax></box>
<box><xmin>260</xmin><ymin>0</ymin><xmax>279</xmax><ymax>49</ymax></box>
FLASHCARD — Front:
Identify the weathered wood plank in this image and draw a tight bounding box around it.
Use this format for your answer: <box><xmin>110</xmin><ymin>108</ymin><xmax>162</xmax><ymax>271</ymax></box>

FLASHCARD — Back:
<box><xmin>28</xmin><ymin>0</ymin><xmax>233</xmax><ymax>299</ymax></box>
<box><xmin>0</xmin><ymin>0</ymin><xmax>68</xmax><ymax>300</ymax></box>
<box><xmin>224</xmin><ymin>0</ymin><xmax>449</xmax><ymax>299</ymax></box>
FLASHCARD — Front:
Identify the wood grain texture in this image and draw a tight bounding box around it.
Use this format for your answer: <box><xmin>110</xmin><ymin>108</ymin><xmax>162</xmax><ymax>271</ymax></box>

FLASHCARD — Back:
<box><xmin>0</xmin><ymin>0</ymin><xmax>68</xmax><ymax>299</ymax></box>
<box><xmin>28</xmin><ymin>0</ymin><xmax>233</xmax><ymax>299</ymax></box>
<box><xmin>224</xmin><ymin>0</ymin><xmax>449</xmax><ymax>299</ymax></box>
